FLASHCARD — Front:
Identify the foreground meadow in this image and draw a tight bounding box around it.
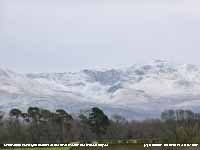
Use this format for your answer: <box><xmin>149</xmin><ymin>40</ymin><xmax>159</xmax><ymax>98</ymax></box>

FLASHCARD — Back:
<box><xmin>1</xmin><ymin>144</ymin><xmax>200</xmax><ymax>150</ymax></box>
<box><xmin>0</xmin><ymin>147</ymin><xmax>71</xmax><ymax>150</ymax></box>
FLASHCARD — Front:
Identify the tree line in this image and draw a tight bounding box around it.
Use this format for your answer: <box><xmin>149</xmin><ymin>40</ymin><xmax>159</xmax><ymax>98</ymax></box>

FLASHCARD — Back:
<box><xmin>0</xmin><ymin>107</ymin><xmax>200</xmax><ymax>143</ymax></box>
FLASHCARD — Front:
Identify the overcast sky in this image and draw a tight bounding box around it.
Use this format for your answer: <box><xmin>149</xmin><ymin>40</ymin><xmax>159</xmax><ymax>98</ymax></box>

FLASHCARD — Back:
<box><xmin>1</xmin><ymin>0</ymin><xmax>200</xmax><ymax>73</ymax></box>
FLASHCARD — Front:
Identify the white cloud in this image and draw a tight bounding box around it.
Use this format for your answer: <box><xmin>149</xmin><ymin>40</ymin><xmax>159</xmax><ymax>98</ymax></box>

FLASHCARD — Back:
<box><xmin>1</xmin><ymin>0</ymin><xmax>200</xmax><ymax>73</ymax></box>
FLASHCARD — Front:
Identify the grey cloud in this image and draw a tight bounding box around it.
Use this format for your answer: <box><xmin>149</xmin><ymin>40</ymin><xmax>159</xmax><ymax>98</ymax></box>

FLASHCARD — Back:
<box><xmin>1</xmin><ymin>0</ymin><xmax>200</xmax><ymax>73</ymax></box>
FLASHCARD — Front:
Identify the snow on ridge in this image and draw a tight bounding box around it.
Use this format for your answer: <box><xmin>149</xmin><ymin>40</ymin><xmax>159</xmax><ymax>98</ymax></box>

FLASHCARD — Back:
<box><xmin>1</xmin><ymin>60</ymin><xmax>200</xmax><ymax>118</ymax></box>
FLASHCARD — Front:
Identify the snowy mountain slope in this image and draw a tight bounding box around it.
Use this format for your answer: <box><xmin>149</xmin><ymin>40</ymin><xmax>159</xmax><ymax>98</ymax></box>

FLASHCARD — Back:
<box><xmin>1</xmin><ymin>60</ymin><xmax>200</xmax><ymax>119</ymax></box>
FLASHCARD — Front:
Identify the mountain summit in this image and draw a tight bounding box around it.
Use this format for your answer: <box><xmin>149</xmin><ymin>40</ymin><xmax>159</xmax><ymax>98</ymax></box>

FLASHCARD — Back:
<box><xmin>1</xmin><ymin>61</ymin><xmax>200</xmax><ymax>119</ymax></box>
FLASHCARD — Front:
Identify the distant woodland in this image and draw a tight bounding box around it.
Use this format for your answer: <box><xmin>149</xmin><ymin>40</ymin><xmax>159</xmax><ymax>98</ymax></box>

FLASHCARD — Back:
<box><xmin>0</xmin><ymin>107</ymin><xmax>200</xmax><ymax>143</ymax></box>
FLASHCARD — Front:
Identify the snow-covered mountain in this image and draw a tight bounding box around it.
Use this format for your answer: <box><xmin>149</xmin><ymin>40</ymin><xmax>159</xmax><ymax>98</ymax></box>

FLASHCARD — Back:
<box><xmin>1</xmin><ymin>60</ymin><xmax>200</xmax><ymax>119</ymax></box>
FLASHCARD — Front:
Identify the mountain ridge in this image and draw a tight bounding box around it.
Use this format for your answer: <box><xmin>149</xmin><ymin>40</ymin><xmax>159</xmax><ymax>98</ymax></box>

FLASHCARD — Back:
<box><xmin>1</xmin><ymin>60</ymin><xmax>200</xmax><ymax>119</ymax></box>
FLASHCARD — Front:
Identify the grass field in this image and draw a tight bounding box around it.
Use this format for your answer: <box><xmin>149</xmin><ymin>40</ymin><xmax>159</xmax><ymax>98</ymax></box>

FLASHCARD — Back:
<box><xmin>1</xmin><ymin>144</ymin><xmax>199</xmax><ymax>150</ymax></box>
<box><xmin>0</xmin><ymin>147</ymin><xmax>71</xmax><ymax>150</ymax></box>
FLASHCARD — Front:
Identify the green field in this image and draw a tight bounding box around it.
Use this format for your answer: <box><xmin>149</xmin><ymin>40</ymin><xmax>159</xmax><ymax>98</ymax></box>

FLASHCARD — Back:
<box><xmin>0</xmin><ymin>148</ymin><xmax>71</xmax><ymax>150</ymax></box>
<box><xmin>1</xmin><ymin>145</ymin><xmax>199</xmax><ymax>150</ymax></box>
